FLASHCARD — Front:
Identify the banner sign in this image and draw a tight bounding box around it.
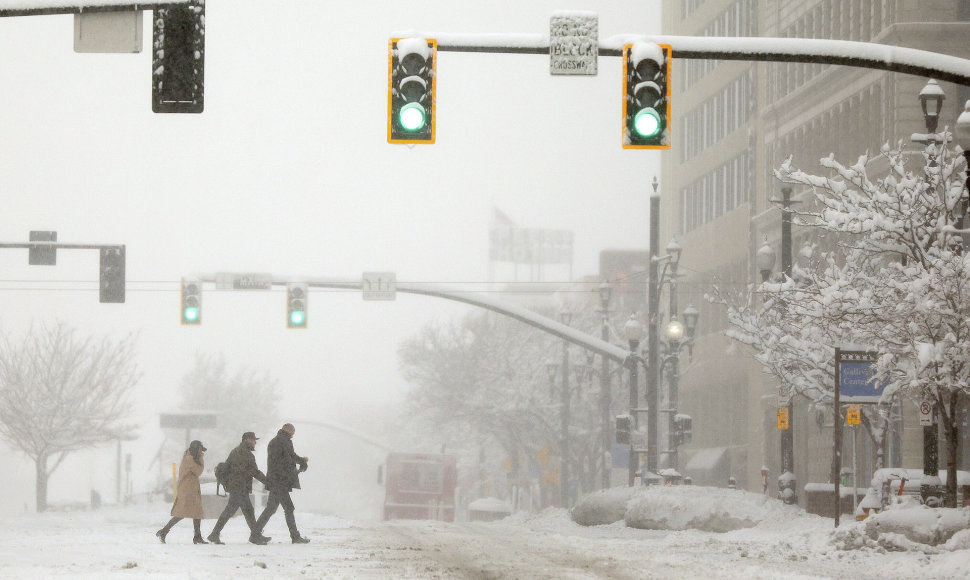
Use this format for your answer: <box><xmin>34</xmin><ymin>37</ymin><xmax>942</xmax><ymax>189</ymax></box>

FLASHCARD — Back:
<box><xmin>489</xmin><ymin>227</ymin><xmax>574</xmax><ymax>265</ymax></box>
<box><xmin>837</xmin><ymin>350</ymin><xmax>888</xmax><ymax>403</ymax></box>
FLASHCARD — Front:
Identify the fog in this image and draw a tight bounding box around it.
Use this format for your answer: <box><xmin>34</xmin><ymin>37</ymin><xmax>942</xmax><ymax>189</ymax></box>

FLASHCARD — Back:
<box><xmin>0</xmin><ymin>0</ymin><xmax>661</xmax><ymax>517</ymax></box>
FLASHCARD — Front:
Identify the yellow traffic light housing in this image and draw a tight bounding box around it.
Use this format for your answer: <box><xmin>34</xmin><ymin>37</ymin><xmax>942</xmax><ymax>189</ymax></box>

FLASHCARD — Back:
<box><xmin>388</xmin><ymin>38</ymin><xmax>437</xmax><ymax>144</ymax></box>
<box><xmin>622</xmin><ymin>43</ymin><xmax>672</xmax><ymax>149</ymax></box>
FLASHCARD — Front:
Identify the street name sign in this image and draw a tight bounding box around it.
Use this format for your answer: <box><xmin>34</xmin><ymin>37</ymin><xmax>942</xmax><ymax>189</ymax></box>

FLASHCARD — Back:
<box><xmin>215</xmin><ymin>272</ymin><xmax>272</xmax><ymax>290</ymax></box>
<box><xmin>159</xmin><ymin>412</ymin><xmax>218</xmax><ymax>429</ymax></box>
<box><xmin>363</xmin><ymin>271</ymin><xmax>396</xmax><ymax>300</ymax></box>
<box><xmin>550</xmin><ymin>11</ymin><xmax>597</xmax><ymax>75</ymax></box>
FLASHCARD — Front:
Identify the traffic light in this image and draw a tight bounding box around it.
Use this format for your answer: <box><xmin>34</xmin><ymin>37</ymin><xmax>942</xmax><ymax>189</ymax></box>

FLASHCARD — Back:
<box><xmin>152</xmin><ymin>2</ymin><xmax>205</xmax><ymax>113</ymax></box>
<box><xmin>388</xmin><ymin>37</ymin><xmax>436</xmax><ymax>144</ymax></box>
<box><xmin>180</xmin><ymin>277</ymin><xmax>201</xmax><ymax>325</ymax></box>
<box><xmin>673</xmin><ymin>414</ymin><xmax>692</xmax><ymax>446</ymax></box>
<box><xmin>286</xmin><ymin>282</ymin><xmax>308</xmax><ymax>329</ymax></box>
<box><xmin>622</xmin><ymin>43</ymin><xmax>671</xmax><ymax>149</ymax></box>
<box><xmin>615</xmin><ymin>414</ymin><xmax>632</xmax><ymax>445</ymax></box>
<box><xmin>99</xmin><ymin>246</ymin><xmax>126</xmax><ymax>303</ymax></box>
<box><xmin>777</xmin><ymin>407</ymin><xmax>790</xmax><ymax>430</ymax></box>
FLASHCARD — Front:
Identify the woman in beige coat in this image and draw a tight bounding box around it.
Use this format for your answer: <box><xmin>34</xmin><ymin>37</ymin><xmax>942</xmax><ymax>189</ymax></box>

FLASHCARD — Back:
<box><xmin>156</xmin><ymin>440</ymin><xmax>208</xmax><ymax>544</ymax></box>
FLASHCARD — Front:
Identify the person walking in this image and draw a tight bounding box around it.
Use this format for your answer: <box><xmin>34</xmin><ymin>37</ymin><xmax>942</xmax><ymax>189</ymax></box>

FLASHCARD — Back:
<box><xmin>255</xmin><ymin>423</ymin><xmax>310</xmax><ymax>543</ymax></box>
<box><xmin>207</xmin><ymin>432</ymin><xmax>271</xmax><ymax>545</ymax></box>
<box><xmin>156</xmin><ymin>440</ymin><xmax>209</xmax><ymax>544</ymax></box>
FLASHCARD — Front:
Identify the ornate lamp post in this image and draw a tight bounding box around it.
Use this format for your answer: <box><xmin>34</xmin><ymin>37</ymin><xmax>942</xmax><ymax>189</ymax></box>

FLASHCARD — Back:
<box><xmin>558</xmin><ymin>307</ymin><xmax>573</xmax><ymax>507</ymax></box>
<box><xmin>624</xmin><ymin>314</ymin><xmax>644</xmax><ymax>486</ymax></box>
<box><xmin>955</xmin><ymin>100</ymin><xmax>970</xmax><ymax>247</ymax></box>
<box><xmin>915</xmin><ymin>79</ymin><xmax>946</xmax><ymax>506</ymax></box>
<box><xmin>596</xmin><ymin>281</ymin><xmax>613</xmax><ymax>489</ymax></box>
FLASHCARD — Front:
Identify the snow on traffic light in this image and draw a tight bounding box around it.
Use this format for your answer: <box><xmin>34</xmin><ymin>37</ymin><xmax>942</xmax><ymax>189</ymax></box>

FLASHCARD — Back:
<box><xmin>615</xmin><ymin>414</ymin><xmax>632</xmax><ymax>445</ymax></box>
<box><xmin>152</xmin><ymin>2</ymin><xmax>205</xmax><ymax>113</ymax></box>
<box><xmin>388</xmin><ymin>37</ymin><xmax>436</xmax><ymax>144</ymax></box>
<box><xmin>99</xmin><ymin>246</ymin><xmax>125</xmax><ymax>303</ymax></box>
<box><xmin>622</xmin><ymin>42</ymin><xmax>671</xmax><ymax>149</ymax></box>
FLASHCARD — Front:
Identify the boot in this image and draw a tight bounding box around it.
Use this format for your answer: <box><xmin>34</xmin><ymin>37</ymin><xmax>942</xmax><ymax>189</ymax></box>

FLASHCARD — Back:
<box><xmin>291</xmin><ymin>535</ymin><xmax>310</xmax><ymax>544</ymax></box>
<box><xmin>249</xmin><ymin>534</ymin><xmax>271</xmax><ymax>545</ymax></box>
<box><xmin>192</xmin><ymin>520</ymin><xmax>207</xmax><ymax>544</ymax></box>
<box><xmin>155</xmin><ymin>529</ymin><xmax>167</xmax><ymax>544</ymax></box>
<box><xmin>206</xmin><ymin>533</ymin><xmax>224</xmax><ymax>545</ymax></box>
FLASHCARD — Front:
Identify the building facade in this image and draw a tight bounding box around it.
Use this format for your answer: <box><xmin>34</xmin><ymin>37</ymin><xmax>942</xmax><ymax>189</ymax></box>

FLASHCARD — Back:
<box><xmin>659</xmin><ymin>0</ymin><xmax>970</xmax><ymax>501</ymax></box>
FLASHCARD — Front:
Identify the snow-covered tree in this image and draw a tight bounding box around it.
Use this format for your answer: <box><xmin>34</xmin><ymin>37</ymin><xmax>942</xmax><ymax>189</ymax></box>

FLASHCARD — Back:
<box><xmin>398</xmin><ymin>306</ymin><xmax>617</xmax><ymax>506</ymax></box>
<box><xmin>176</xmin><ymin>353</ymin><xmax>280</xmax><ymax>459</ymax></box>
<box><xmin>711</xmin><ymin>247</ymin><xmax>897</xmax><ymax>482</ymax></box>
<box><xmin>0</xmin><ymin>323</ymin><xmax>140</xmax><ymax>512</ymax></box>
<box><xmin>775</xmin><ymin>138</ymin><xmax>970</xmax><ymax>505</ymax></box>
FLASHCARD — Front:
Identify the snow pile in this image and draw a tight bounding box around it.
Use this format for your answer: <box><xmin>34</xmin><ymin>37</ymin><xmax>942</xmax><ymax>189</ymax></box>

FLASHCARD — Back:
<box><xmin>571</xmin><ymin>485</ymin><xmax>794</xmax><ymax>532</ymax></box>
<box><xmin>570</xmin><ymin>486</ymin><xmax>637</xmax><ymax>526</ymax></box>
<box><xmin>626</xmin><ymin>486</ymin><xmax>773</xmax><ymax>532</ymax></box>
<box><xmin>862</xmin><ymin>500</ymin><xmax>970</xmax><ymax>547</ymax></box>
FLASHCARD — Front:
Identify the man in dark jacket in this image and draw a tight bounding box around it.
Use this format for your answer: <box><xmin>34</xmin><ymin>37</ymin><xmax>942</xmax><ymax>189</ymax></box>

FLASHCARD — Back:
<box><xmin>207</xmin><ymin>432</ymin><xmax>271</xmax><ymax>545</ymax></box>
<box><xmin>255</xmin><ymin>423</ymin><xmax>310</xmax><ymax>543</ymax></box>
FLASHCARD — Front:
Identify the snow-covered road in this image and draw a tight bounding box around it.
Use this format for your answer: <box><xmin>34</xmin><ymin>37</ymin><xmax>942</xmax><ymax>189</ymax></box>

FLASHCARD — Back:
<box><xmin>0</xmin><ymin>502</ymin><xmax>965</xmax><ymax>579</ymax></box>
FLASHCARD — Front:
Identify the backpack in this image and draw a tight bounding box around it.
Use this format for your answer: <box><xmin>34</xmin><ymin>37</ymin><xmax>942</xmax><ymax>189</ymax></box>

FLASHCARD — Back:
<box><xmin>214</xmin><ymin>461</ymin><xmax>231</xmax><ymax>497</ymax></box>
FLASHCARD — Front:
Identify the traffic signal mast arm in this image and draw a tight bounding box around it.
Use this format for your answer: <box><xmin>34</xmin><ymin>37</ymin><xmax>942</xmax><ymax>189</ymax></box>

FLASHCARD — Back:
<box><xmin>415</xmin><ymin>32</ymin><xmax>970</xmax><ymax>86</ymax></box>
<box><xmin>187</xmin><ymin>273</ymin><xmax>630</xmax><ymax>363</ymax></box>
<box><xmin>0</xmin><ymin>2</ymin><xmax>188</xmax><ymax>17</ymax></box>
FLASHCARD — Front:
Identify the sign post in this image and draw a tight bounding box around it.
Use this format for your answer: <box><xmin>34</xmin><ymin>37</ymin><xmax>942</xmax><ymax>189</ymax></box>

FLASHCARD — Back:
<box><xmin>833</xmin><ymin>349</ymin><xmax>887</xmax><ymax>526</ymax></box>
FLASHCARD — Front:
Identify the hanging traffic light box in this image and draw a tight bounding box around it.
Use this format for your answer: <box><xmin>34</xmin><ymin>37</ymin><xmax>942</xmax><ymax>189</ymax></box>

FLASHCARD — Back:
<box><xmin>388</xmin><ymin>37</ymin><xmax>436</xmax><ymax>144</ymax></box>
<box><xmin>622</xmin><ymin>43</ymin><xmax>671</xmax><ymax>149</ymax></box>
<box><xmin>287</xmin><ymin>282</ymin><xmax>308</xmax><ymax>329</ymax></box>
<box><xmin>99</xmin><ymin>246</ymin><xmax>126</xmax><ymax>303</ymax></box>
<box><xmin>181</xmin><ymin>277</ymin><xmax>202</xmax><ymax>325</ymax></box>
<box><xmin>152</xmin><ymin>2</ymin><xmax>205</xmax><ymax>113</ymax></box>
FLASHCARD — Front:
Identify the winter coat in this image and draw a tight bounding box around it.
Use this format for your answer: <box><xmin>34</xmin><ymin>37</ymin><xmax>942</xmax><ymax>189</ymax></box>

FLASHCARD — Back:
<box><xmin>170</xmin><ymin>451</ymin><xmax>204</xmax><ymax>519</ymax></box>
<box><xmin>265</xmin><ymin>429</ymin><xmax>308</xmax><ymax>493</ymax></box>
<box><xmin>225</xmin><ymin>441</ymin><xmax>267</xmax><ymax>495</ymax></box>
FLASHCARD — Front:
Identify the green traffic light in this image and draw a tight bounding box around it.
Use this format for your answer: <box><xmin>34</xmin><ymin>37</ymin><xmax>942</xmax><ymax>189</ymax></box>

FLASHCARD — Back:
<box><xmin>633</xmin><ymin>108</ymin><xmax>662</xmax><ymax>138</ymax></box>
<box><xmin>399</xmin><ymin>102</ymin><xmax>426</xmax><ymax>131</ymax></box>
<box><xmin>289</xmin><ymin>310</ymin><xmax>306</xmax><ymax>326</ymax></box>
<box><xmin>183</xmin><ymin>306</ymin><xmax>200</xmax><ymax>323</ymax></box>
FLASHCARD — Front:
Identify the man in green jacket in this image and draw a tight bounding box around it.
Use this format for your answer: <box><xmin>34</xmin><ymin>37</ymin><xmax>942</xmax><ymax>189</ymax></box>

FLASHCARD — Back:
<box><xmin>207</xmin><ymin>432</ymin><xmax>271</xmax><ymax>545</ymax></box>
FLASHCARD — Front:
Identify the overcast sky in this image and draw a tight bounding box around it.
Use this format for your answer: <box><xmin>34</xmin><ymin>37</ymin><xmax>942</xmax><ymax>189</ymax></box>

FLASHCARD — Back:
<box><xmin>0</xmin><ymin>0</ymin><xmax>662</xmax><ymax>512</ymax></box>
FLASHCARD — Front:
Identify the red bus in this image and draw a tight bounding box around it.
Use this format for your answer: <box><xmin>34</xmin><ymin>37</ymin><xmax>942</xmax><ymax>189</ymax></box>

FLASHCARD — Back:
<box><xmin>382</xmin><ymin>453</ymin><xmax>457</xmax><ymax>521</ymax></box>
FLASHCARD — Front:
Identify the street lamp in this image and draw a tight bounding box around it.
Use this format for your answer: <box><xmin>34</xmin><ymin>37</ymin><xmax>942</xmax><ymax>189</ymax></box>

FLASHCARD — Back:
<box><xmin>596</xmin><ymin>280</ymin><xmax>613</xmax><ymax>489</ymax></box>
<box><xmin>683</xmin><ymin>304</ymin><xmax>699</xmax><ymax>345</ymax></box>
<box><xmin>624</xmin><ymin>314</ymin><xmax>644</xmax><ymax>486</ymax></box>
<box><xmin>919</xmin><ymin>79</ymin><xmax>945</xmax><ymax>135</ymax></box>
<box><xmin>558</xmin><ymin>306</ymin><xmax>572</xmax><ymax>508</ymax></box>
<box><xmin>664</xmin><ymin>317</ymin><xmax>685</xmax><ymax>343</ymax></box>
<box><xmin>757</xmin><ymin>237</ymin><xmax>776</xmax><ymax>283</ymax></box>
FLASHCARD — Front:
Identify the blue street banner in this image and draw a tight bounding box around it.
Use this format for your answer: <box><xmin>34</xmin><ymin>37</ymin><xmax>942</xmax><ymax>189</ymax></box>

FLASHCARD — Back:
<box><xmin>837</xmin><ymin>350</ymin><xmax>888</xmax><ymax>403</ymax></box>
